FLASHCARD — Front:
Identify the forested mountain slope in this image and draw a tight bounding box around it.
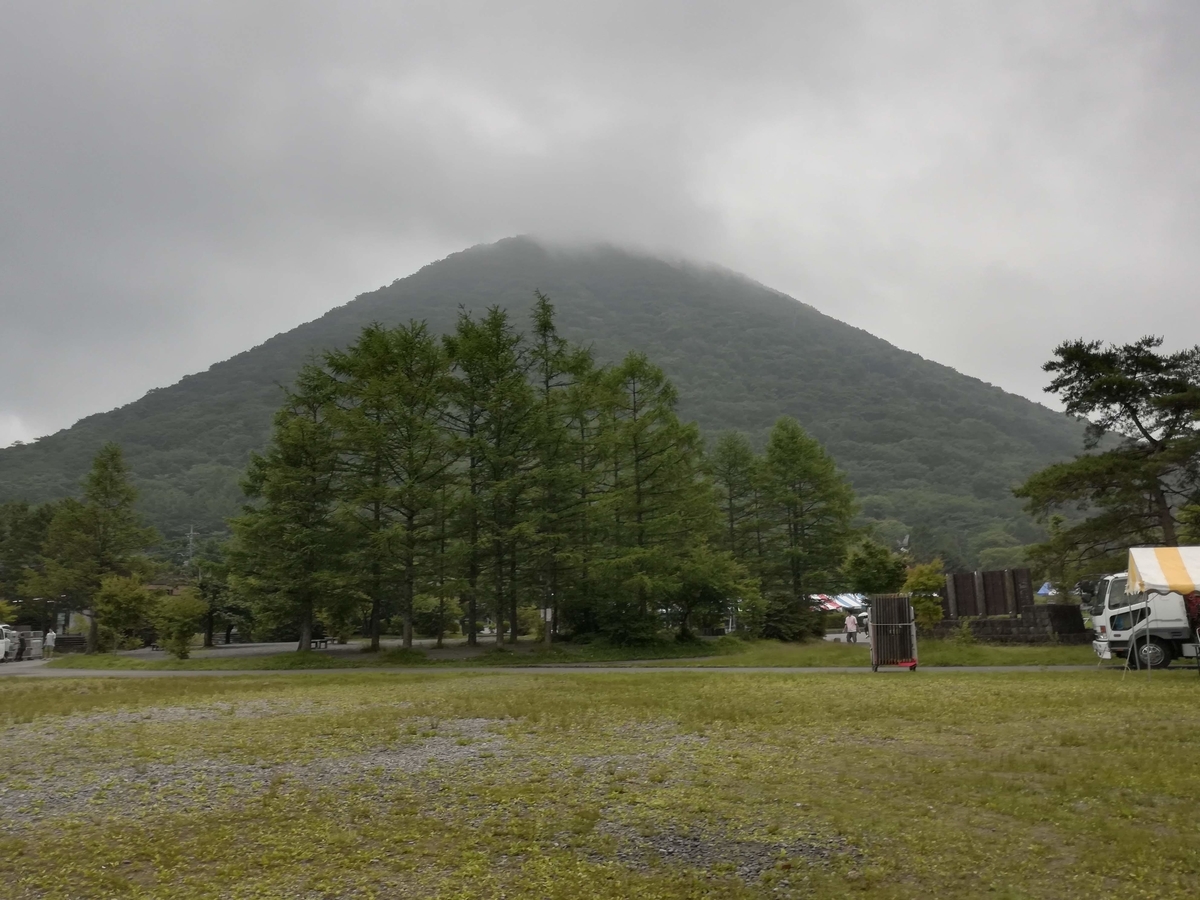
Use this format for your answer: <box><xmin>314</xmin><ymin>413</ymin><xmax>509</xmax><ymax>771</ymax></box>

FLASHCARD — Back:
<box><xmin>0</xmin><ymin>237</ymin><xmax>1082</xmax><ymax>566</ymax></box>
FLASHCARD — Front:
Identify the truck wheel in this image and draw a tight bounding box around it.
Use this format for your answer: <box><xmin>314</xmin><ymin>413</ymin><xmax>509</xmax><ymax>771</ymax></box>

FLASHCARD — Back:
<box><xmin>1130</xmin><ymin>637</ymin><xmax>1171</xmax><ymax>670</ymax></box>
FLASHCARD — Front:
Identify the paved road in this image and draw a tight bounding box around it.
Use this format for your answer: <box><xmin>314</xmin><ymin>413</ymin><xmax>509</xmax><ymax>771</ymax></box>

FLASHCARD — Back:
<box><xmin>0</xmin><ymin>660</ymin><xmax>1116</xmax><ymax>678</ymax></box>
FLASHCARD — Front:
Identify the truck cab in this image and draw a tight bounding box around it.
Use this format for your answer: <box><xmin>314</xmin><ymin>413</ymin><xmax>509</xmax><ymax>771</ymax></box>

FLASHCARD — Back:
<box><xmin>1090</xmin><ymin>573</ymin><xmax>1196</xmax><ymax>668</ymax></box>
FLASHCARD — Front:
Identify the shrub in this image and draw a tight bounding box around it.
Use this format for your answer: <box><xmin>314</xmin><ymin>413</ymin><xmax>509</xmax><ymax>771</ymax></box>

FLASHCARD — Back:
<box><xmin>412</xmin><ymin>595</ymin><xmax>463</xmax><ymax>639</ymax></box>
<box><xmin>951</xmin><ymin>618</ymin><xmax>977</xmax><ymax>645</ymax></box>
<box><xmin>911</xmin><ymin>594</ymin><xmax>945</xmax><ymax>633</ymax></box>
<box><xmin>154</xmin><ymin>589</ymin><xmax>208</xmax><ymax>659</ymax></box>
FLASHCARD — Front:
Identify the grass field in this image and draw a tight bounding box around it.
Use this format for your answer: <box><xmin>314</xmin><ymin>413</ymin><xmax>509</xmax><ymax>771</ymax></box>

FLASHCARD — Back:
<box><xmin>658</xmin><ymin>639</ymin><xmax>1100</xmax><ymax>668</ymax></box>
<box><xmin>43</xmin><ymin>637</ymin><xmax>1099</xmax><ymax>671</ymax></box>
<box><xmin>2</xmin><ymin>668</ymin><xmax>1197</xmax><ymax>899</ymax></box>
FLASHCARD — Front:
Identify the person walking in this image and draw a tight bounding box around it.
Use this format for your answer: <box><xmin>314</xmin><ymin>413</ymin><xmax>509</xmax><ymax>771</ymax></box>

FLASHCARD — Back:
<box><xmin>843</xmin><ymin>612</ymin><xmax>859</xmax><ymax>644</ymax></box>
<box><xmin>44</xmin><ymin>628</ymin><xmax>56</xmax><ymax>659</ymax></box>
<box><xmin>15</xmin><ymin>630</ymin><xmax>27</xmax><ymax>661</ymax></box>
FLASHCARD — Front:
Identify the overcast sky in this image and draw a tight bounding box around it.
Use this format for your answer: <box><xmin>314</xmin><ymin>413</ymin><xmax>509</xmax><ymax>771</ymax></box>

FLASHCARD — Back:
<box><xmin>2</xmin><ymin>1</ymin><xmax>1197</xmax><ymax>447</ymax></box>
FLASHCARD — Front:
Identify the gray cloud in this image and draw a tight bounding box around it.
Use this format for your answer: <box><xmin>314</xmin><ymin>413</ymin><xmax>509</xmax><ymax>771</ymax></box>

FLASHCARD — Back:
<box><xmin>2</xmin><ymin>1</ymin><xmax>1198</xmax><ymax>445</ymax></box>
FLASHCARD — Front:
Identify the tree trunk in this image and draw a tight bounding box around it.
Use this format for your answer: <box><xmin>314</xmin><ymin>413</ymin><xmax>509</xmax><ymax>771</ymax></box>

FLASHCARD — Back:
<box><xmin>494</xmin><ymin>537</ymin><xmax>505</xmax><ymax>647</ymax></box>
<box><xmin>1151</xmin><ymin>480</ymin><xmax>1178</xmax><ymax>545</ymax></box>
<box><xmin>369</xmin><ymin>593</ymin><xmax>382</xmax><ymax>652</ymax></box>
<box><xmin>509</xmin><ymin>542</ymin><xmax>519</xmax><ymax>645</ymax></box>
<box><xmin>224</xmin><ymin>622</ymin><xmax>234</xmax><ymax>644</ymax></box>
<box><xmin>403</xmin><ymin>516</ymin><xmax>416</xmax><ymax>650</ymax></box>
<box><xmin>86</xmin><ymin>610</ymin><xmax>99</xmax><ymax>654</ymax></box>
<box><xmin>203</xmin><ymin>607</ymin><xmax>215</xmax><ymax>648</ymax></box>
<box><xmin>297</xmin><ymin>598</ymin><xmax>313</xmax><ymax>651</ymax></box>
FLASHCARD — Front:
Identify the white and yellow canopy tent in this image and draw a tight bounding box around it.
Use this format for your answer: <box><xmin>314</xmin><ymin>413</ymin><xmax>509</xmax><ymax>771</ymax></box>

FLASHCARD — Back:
<box><xmin>1126</xmin><ymin>547</ymin><xmax>1200</xmax><ymax>596</ymax></box>
<box><xmin>1123</xmin><ymin>547</ymin><xmax>1200</xmax><ymax>677</ymax></box>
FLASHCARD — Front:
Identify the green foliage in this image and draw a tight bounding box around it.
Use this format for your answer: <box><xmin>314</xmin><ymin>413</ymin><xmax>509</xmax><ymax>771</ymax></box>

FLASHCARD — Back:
<box><xmin>950</xmin><ymin>619</ymin><xmax>978</xmax><ymax>645</ymax></box>
<box><xmin>228</xmin><ymin>371</ymin><xmax>350</xmax><ymax>651</ymax></box>
<box><xmin>760</xmin><ymin>417</ymin><xmax>855</xmax><ymax>639</ymax></box>
<box><xmin>21</xmin><ymin>445</ymin><xmax>157</xmax><ymax>651</ymax></box>
<box><xmin>154</xmin><ymin>588</ymin><xmax>208</xmax><ymax>658</ymax></box>
<box><xmin>843</xmin><ymin>540</ymin><xmax>907</xmax><ymax>593</ymax></box>
<box><xmin>0</xmin><ymin>239</ymin><xmax>1086</xmax><ymax>568</ymax></box>
<box><xmin>911</xmin><ymin>595</ymin><xmax>945</xmax><ymax>633</ymax></box>
<box><xmin>324</xmin><ymin>320</ymin><xmax>457</xmax><ymax>649</ymax></box>
<box><xmin>90</xmin><ymin>574</ymin><xmax>156</xmax><ymax>651</ymax></box>
<box><xmin>903</xmin><ymin>558</ymin><xmax>946</xmax><ymax>594</ymax></box>
<box><xmin>411</xmin><ymin>593</ymin><xmax>463</xmax><ymax>639</ymax></box>
<box><xmin>0</xmin><ymin>598</ymin><xmax>15</xmax><ymax>621</ymax></box>
<box><xmin>1016</xmin><ymin>336</ymin><xmax>1200</xmax><ymax>578</ymax></box>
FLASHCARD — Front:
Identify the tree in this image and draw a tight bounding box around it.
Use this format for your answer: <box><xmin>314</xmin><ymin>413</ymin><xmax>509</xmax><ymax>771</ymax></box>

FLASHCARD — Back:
<box><xmin>154</xmin><ymin>588</ymin><xmax>208</xmax><ymax>659</ymax></box>
<box><xmin>325</xmin><ymin>323</ymin><xmax>405</xmax><ymax>652</ymax></box>
<box><xmin>709</xmin><ymin>432</ymin><xmax>758</xmax><ymax>559</ymax></box>
<box><xmin>0</xmin><ymin>501</ymin><xmax>56</xmax><ymax>600</ymax></box>
<box><xmin>326</xmin><ymin>322</ymin><xmax>457</xmax><ymax>650</ymax></box>
<box><xmin>904</xmin><ymin>558</ymin><xmax>946</xmax><ymax>632</ymax></box>
<box><xmin>761</xmin><ymin>418</ymin><xmax>855</xmax><ymax>638</ymax></box>
<box><xmin>843</xmin><ymin>540</ymin><xmax>907</xmax><ymax>594</ymax></box>
<box><xmin>596</xmin><ymin>353</ymin><xmax>715</xmax><ymax>643</ymax></box>
<box><xmin>1016</xmin><ymin>337</ymin><xmax>1200</xmax><ymax>577</ymax></box>
<box><xmin>527</xmin><ymin>293</ymin><xmax>591</xmax><ymax>645</ymax></box>
<box><xmin>668</xmin><ymin>547</ymin><xmax>755</xmax><ymax>641</ymax></box>
<box><xmin>446</xmin><ymin>308</ymin><xmax>539</xmax><ymax>646</ymax></box>
<box><xmin>229</xmin><ymin>370</ymin><xmax>348</xmax><ymax>651</ymax></box>
<box><xmin>903</xmin><ymin>559</ymin><xmax>946</xmax><ymax>594</ymax></box>
<box><xmin>91</xmin><ymin>575</ymin><xmax>156</xmax><ymax>651</ymax></box>
<box><xmin>25</xmin><ymin>444</ymin><xmax>157</xmax><ymax>652</ymax></box>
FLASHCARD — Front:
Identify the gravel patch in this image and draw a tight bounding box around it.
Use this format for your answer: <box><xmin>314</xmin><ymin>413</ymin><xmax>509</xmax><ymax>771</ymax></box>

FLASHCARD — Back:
<box><xmin>592</xmin><ymin>820</ymin><xmax>854</xmax><ymax>881</ymax></box>
<box><xmin>0</xmin><ymin>717</ymin><xmax>506</xmax><ymax>832</ymax></box>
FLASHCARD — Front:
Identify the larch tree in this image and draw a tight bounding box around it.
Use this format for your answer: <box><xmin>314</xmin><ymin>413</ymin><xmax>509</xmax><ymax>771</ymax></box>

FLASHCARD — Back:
<box><xmin>229</xmin><ymin>369</ymin><xmax>347</xmax><ymax>652</ymax></box>
<box><xmin>599</xmin><ymin>352</ymin><xmax>714</xmax><ymax>642</ymax></box>
<box><xmin>762</xmin><ymin>417</ymin><xmax>855</xmax><ymax>639</ymax></box>
<box><xmin>26</xmin><ymin>444</ymin><xmax>157</xmax><ymax>652</ymax></box>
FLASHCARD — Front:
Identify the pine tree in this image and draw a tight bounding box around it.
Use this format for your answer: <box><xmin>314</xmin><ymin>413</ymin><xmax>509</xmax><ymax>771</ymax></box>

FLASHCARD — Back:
<box><xmin>446</xmin><ymin>308</ymin><xmax>539</xmax><ymax>645</ymax></box>
<box><xmin>381</xmin><ymin>322</ymin><xmax>457</xmax><ymax>649</ymax></box>
<box><xmin>27</xmin><ymin>443</ymin><xmax>157</xmax><ymax>652</ymax></box>
<box><xmin>325</xmin><ymin>324</ymin><xmax>405</xmax><ymax>652</ymax></box>
<box><xmin>229</xmin><ymin>370</ymin><xmax>347</xmax><ymax>651</ymax></box>
<box><xmin>762</xmin><ymin>417</ymin><xmax>855</xmax><ymax>639</ymax></box>
<box><xmin>598</xmin><ymin>353</ymin><xmax>714</xmax><ymax>642</ymax></box>
<box><xmin>527</xmin><ymin>293</ymin><xmax>593</xmax><ymax>644</ymax></box>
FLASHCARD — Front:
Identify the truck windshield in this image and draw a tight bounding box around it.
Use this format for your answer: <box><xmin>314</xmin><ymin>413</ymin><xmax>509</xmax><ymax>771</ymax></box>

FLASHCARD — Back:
<box><xmin>1107</xmin><ymin>576</ymin><xmax>1132</xmax><ymax>610</ymax></box>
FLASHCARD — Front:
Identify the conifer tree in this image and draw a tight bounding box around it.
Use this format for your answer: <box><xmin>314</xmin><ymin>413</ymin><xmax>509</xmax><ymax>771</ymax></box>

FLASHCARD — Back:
<box><xmin>379</xmin><ymin>322</ymin><xmax>457</xmax><ymax>649</ymax></box>
<box><xmin>325</xmin><ymin>324</ymin><xmax>402</xmax><ymax>651</ymax></box>
<box><xmin>761</xmin><ymin>417</ymin><xmax>855</xmax><ymax>639</ymax></box>
<box><xmin>229</xmin><ymin>370</ymin><xmax>347</xmax><ymax>651</ymax></box>
<box><xmin>446</xmin><ymin>308</ymin><xmax>538</xmax><ymax>644</ymax></box>
<box><xmin>27</xmin><ymin>444</ymin><xmax>157</xmax><ymax>652</ymax></box>
<box><xmin>599</xmin><ymin>353</ymin><xmax>714</xmax><ymax>641</ymax></box>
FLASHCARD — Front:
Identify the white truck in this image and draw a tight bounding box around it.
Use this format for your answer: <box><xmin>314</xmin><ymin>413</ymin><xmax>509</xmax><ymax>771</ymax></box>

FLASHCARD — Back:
<box><xmin>1089</xmin><ymin>547</ymin><xmax>1200</xmax><ymax>669</ymax></box>
<box><xmin>1</xmin><ymin>623</ymin><xmax>19</xmax><ymax>661</ymax></box>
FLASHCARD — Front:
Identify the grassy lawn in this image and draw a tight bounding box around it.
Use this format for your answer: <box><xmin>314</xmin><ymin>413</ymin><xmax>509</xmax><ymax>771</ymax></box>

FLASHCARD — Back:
<box><xmin>1</xmin><ymin>669</ymin><xmax>1197</xmax><ymax>899</ymax></box>
<box><xmin>660</xmin><ymin>638</ymin><xmax>1100</xmax><ymax>667</ymax></box>
<box><xmin>43</xmin><ymin>637</ymin><xmax>746</xmax><ymax>671</ymax></box>
<box><xmin>43</xmin><ymin>637</ymin><xmax>1099</xmax><ymax>671</ymax></box>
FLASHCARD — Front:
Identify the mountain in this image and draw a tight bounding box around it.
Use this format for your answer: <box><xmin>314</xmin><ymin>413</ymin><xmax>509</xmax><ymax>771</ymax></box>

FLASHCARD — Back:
<box><xmin>0</xmin><ymin>237</ymin><xmax>1082</xmax><ymax>567</ymax></box>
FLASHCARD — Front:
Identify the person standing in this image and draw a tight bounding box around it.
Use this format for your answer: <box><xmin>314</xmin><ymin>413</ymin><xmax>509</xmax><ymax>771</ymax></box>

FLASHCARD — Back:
<box><xmin>843</xmin><ymin>612</ymin><xmax>859</xmax><ymax>644</ymax></box>
<box><xmin>44</xmin><ymin>629</ymin><xmax>56</xmax><ymax>659</ymax></box>
<box><xmin>15</xmin><ymin>630</ymin><xmax>27</xmax><ymax>661</ymax></box>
